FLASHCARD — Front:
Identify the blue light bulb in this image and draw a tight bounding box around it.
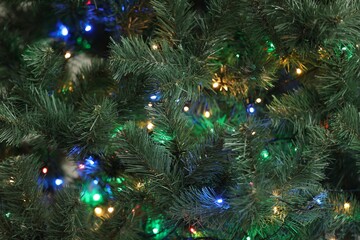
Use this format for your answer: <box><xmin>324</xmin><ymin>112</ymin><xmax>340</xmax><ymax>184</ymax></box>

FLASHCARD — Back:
<box><xmin>93</xmin><ymin>180</ymin><xmax>99</xmax><ymax>185</ymax></box>
<box><xmin>150</xmin><ymin>95</ymin><xmax>157</xmax><ymax>100</ymax></box>
<box><xmin>249</xmin><ymin>107</ymin><xmax>255</xmax><ymax>113</ymax></box>
<box><xmin>60</xmin><ymin>26</ymin><xmax>69</xmax><ymax>36</ymax></box>
<box><xmin>55</xmin><ymin>179</ymin><xmax>63</xmax><ymax>186</ymax></box>
<box><xmin>216</xmin><ymin>198</ymin><xmax>223</xmax><ymax>204</ymax></box>
<box><xmin>85</xmin><ymin>24</ymin><xmax>92</xmax><ymax>32</ymax></box>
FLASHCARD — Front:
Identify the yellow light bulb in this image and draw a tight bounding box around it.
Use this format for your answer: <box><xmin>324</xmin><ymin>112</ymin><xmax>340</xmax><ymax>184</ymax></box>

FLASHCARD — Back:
<box><xmin>151</xmin><ymin>44</ymin><xmax>159</xmax><ymax>50</ymax></box>
<box><xmin>64</xmin><ymin>51</ymin><xmax>72</xmax><ymax>59</ymax></box>
<box><xmin>296</xmin><ymin>68</ymin><xmax>302</xmax><ymax>75</ymax></box>
<box><xmin>148</xmin><ymin>103</ymin><xmax>153</xmax><ymax>107</ymax></box>
<box><xmin>94</xmin><ymin>207</ymin><xmax>103</xmax><ymax>216</ymax></box>
<box><xmin>107</xmin><ymin>207</ymin><xmax>114</xmax><ymax>213</ymax></box>
<box><xmin>204</xmin><ymin>111</ymin><xmax>211</xmax><ymax>118</ymax></box>
<box><xmin>183</xmin><ymin>106</ymin><xmax>189</xmax><ymax>112</ymax></box>
<box><xmin>273</xmin><ymin>206</ymin><xmax>279</xmax><ymax>214</ymax></box>
<box><xmin>251</xmin><ymin>131</ymin><xmax>256</xmax><ymax>135</ymax></box>
<box><xmin>147</xmin><ymin>122</ymin><xmax>154</xmax><ymax>130</ymax></box>
<box><xmin>212</xmin><ymin>82</ymin><xmax>220</xmax><ymax>89</ymax></box>
<box><xmin>255</xmin><ymin>98</ymin><xmax>262</xmax><ymax>103</ymax></box>
<box><xmin>344</xmin><ymin>202</ymin><xmax>350</xmax><ymax>210</ymax></box>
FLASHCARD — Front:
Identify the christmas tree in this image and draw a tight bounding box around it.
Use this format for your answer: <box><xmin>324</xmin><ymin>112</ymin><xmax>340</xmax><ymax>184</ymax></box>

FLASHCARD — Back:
<box><xmin>1</xmin><ymin>0</ymin><xmax>360</xmax><ymax>239</ymax></box>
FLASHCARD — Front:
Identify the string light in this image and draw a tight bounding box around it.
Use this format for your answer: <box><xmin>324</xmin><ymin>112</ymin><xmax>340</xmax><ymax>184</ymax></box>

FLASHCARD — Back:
<box><xmin>216</xmin><ymin>198</ymin><xmax>223</xmax><ymax>204</ymax></box>
<box><xmin>246</xmin><ymin>237</ymin><xmax>251</xmax><ymax>240</ymax></box>
<box><xmin>42</xmin><ymin>167</ymin><xmax>48</xmax><ymax>174</ymax></box>
<box><xmin>55</xmin><ymin>179</ymin><xmax>63</xmax><ymax>186</ymax></box>
<box><xmin>107</xmin><ymin>207</ymin><xmax>114</xmax><ymax>213</ymax></box>
<box><xmin>260</xmin><ymin>149</ymin><xmax>270</xmax><ymax>160</ymax></box>
<box><xmin>344</xmin><ymin>202</ymin><xmax>350</xmax><ymax>210</ymax></box>
<box><xmin>152</xmin><ymin>228</ymin><xmax>159</xmax><ymax>234</ymax></box>
<box><xmin>255</xmin><ymin>98</ymin><xmax>262</xmax><ymax>103</ymax></box>
<box><xmin>247</xmin><ymin>105</ymin><xmax>255</xmax><ymax>114</ymax></box>
<box><xmin>148</xmin><ymin>103</ymin><xmax>153</xmax><ymax>107</ymax></box>
<box><xmin>60</xmin><ymin>25</ymin><xmax>69</xmax><ymax>36</ymax></box>
<box><xmin>212</xmin><ymin>82</ymin><xmax>220</xmax><ymax>89</ymax></box>
<box><xmin>151</xmin><ymin>44</ymin><xmax>159</xmax><ymax>50</ymax></box>
<box><xmin>64</xmin><ymin>51</ymin><xmax>71</xmax><ymax>59</ymax></box>
<box><xmin>189</xmin><ymin>227</ymin><xmax>196</xmax><ymax>234</ymax></box>
<box><xmin>84</xmin><ymin>24</ymin><xmax>92</xmax><ymax>32</ymax></box>
<box><xmin>147</xmin><ymin>122</ymin><xmax>154</xmax><ymax>130</ymax></box>
<box><xmin>150</xmin><ymin>95</ymin><xmax>157</xmax><ymax>100</ymax></box>
<box><xmin>93</xmin><ymin>180</ymin><xmax>99</xmax><ymax>185</ymax></box>
<box><xmin>93</xmin><ymin>193</ymin><xmax>101</xmax><ymax>201</ymax></box>
<box><xmin>183</xmin><ymin>106</ymin><xmax>189</xmax><ymax>112</ymax></box>
<box><xmin>251</xmin><ymin>131</ymin><xmax>256</xmax><ymax>135</ymax></box>
<box><xmin>273</xmin><ymin>206</ymin><xmax>279</xmax><ymax>214</ymax></box>
<box><xmin>296</xmin><ymin>68</ymin><xmax>302</xmax><ymax>75</ymax></box>
<box><xmin>94</xmin><ymin>207</ymin><xmax>103</xmax><ymax>216</ymax></box>
<box><xmin>204</xmin><ymin>111</ymin><xmax>211</xmax><ymax>118</ymax></box>
<box><xmin>78</xmin><ymin>164</ymin><xmax>85</xmax><ymax>169</ymax></box>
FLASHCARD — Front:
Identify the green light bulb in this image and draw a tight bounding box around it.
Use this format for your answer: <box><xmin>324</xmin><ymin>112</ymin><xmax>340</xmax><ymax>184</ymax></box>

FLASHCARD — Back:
<box><xmin>152</xmin><ymin>228</ymin><xmax>159</xmax><ymax>234</ymax></box>
<box><xmin>93</xmin><ymin>193</ymin><xmax>101</xmax><ymax>201</ymax></box>
<box><xmin>260</xmin><ymin>149</ymin><xmax>270</xmax><ymax>160</ymax></box>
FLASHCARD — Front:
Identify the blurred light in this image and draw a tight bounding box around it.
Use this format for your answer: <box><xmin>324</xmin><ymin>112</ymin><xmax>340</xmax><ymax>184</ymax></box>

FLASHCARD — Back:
<box><xmin>93</xmin><ymin>180</ymin><xmax>99</xmax><ymax>185</ymax></box>
<box><xmin>216</xmin><ymin>198</ymin><xmax>223</xmax><ymax>204</ymax></box>
<box><xmin>86</xmin><ymin>0</ymin><xmax>91</xmax><ymax>5</ymax></box>
<box><xmin>148</xmin><ymin>103</ymin><xmax>153</xmax><ymax>107</ymax></box>
<box><xmin>255</xmin><ymin>98</ymin><xmax>262</xmax><ymax>103</ymax></box>
<box><xmin>150</xmin><ymin>95</ymin><xmax>157</xmax><ymax>100</ymax></box>
<box><xmin>64</xmin><ymin>51</ymin><xmax>71</xmax><ymax>59</ymax></box>
<box><xmin>273</xmin><ymin>206</ymin><xmax>279</xmax><ymax>214</ymax></box>
<box><xmin>152</xmin><ymin>228</ymin><xmax>159</xmax><ymax>234</ymax></box>
<box><xmin>55</xmin><ymin>179</ymin><xmax>63</xmax><ymax>186</ymax></box>
<box><xmin>246</xmin><ymin>237</ymin><xmax>251</xmax><ymax>240</ymax></box>
<box><xmin>260</xmin><ymin>149</ymin><xmax>270</xmax><ymax>160</ymax></box>
<box><xmin>78</xmin><ymin>164</ymin><xmax>85</xmax><ymax>169</ymax></box>
<box><xmin>151</xmin><ymin>44</ymin><xmax>159</xmax><ymax>50</ymax></box>
<box><xmin>85</xmin><ymin>24</ymin><xmax>92</xmax><ymax>32</ymax></box>
<box><xmin>183</xmin><ymin>106</ymin><xmax>189</xmax><ymax>112</ymax></box>
<box><xmin>86</xmin><ymin>157</ymin><xmax>95</xmax><ymax>165</ymax></box>
<box><xmin>236</xmin><ymin>54</ymin><xmax>240</xmax><ymax>58</ymax></box>
<box><xmin>93</xmin><ymin>193</ymin><xmax>101</xmax><ymax>201</ymax></box>
<box><xmin>251</xmin><ymin>131</ymin><xmax>256</xmax><ymax>135</ymax></box>
<box><xmin>344</xmin><ymin>202</ymin><xmax>350</xmax><ymax>210</ymax></box>
<box><xmin>212</xmin><ymin>82</ymin><xmax>220</xmax><ymax>89</ymax></box>
<box><xmin>147</xmin><ymin>122</ymin><xmax>154</xmax><ymax>130</ymax></box>
<box><xmin>94</xmin><ymin>207</ymin><xmax>103</xmax><ymax>216</ymax></box>
<box><xmin>204</xmin><ymin>111</ymin><xmax>211</xmax><ymax>118</ymax></box>
<box><xmin>189</xmin><ymin>227</ymin><xmax>196</xmax><ymax>234</ymax></box>
<box><xmin>296</xmin><ymin>68</ymin><xmax>302</xmax><ymax>75</ymax></box>
<box><xmin>108</xmin><ymin>207</ymin><xmax>114</xmax><ymax>213</ymax></box>
<box><xmin>342</xmin><ymin>47</ymin><xmax>347</xmax><ymax>51</ymax></box>
<box><xmin>60</xmin><ymin>26</ymin><xmax>68</xmax><ymax>36</ymax></box>
<box><xmin>42</xmin><ymin>167</ymin><xmax>48</xmax><ymax>174</ymax></box>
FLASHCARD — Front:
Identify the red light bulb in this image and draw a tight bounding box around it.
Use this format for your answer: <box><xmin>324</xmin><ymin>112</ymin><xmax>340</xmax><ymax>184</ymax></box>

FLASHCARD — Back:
<box><xmin>42</xmin><ymin>167</ymin><xmax>48</xmax><ymax>174</ymax></box>
<box><xmin>190</xmin><ymin>227</ymin><xmax>196</xmax><ymax>234</ymax></box>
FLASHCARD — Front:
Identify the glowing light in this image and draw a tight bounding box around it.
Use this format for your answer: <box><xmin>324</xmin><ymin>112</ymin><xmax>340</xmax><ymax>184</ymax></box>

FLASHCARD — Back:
<box><xmin>251</xmin><ymin>131</ymin><xmax>256</xmax><ymax>135</ymax></box>
<box><xmin>260</xmin><ymin>149</ymin><xmax>270</xmax><ymax>160</ymax></box>
<box><xmin>273</xmin><ymin>206</ymin><xmax>279</xmax><ymax>214</ymax></box>
<box><xmin>212</xmin><ymin>82</ymin><xmax>220</xmax><ymax>89</ymax></box>
<box><xmin>152</xmin><ymin>228</ymin><xmax>159</xmax><ymax>234</ymax></box>
<box><xmin>55</xmin><ymin>179</ymin><xmax>63</xmax><ymax>186</ymax></box>
<box><xmin>86</xmin><ymin>0</ymin><xmax>91</xmax><ymax>5</ymax></box>
<box><xmin>93</xmin><ymin>180</ymin><xmax>99</xmax><ymax>185</ymax></box>
<box><xmin>42</xmin><ymin>167</ymin><xmax>48</xmax><ymax>174</ymax></box>
<box><xmin>236</xmin><ymin>54</ymin><xmax>240</xmax><ymax>58</ymax></box>
<box><xmin>150</xmin><ymin>95</ymin><xmax>157</xmax><ymax>100</ymax></box>
<box><xmin>151</xmin><ymin>44</ymin><xmax>159</xmax><ymax>50</ymax></box>
<box><xmin>216</xmin><ymin>198</ymin><xmax>223</xmax><ymax>204</ymax></box>
<box><xmin>246</xmin><ymin>237</ymin><xmax>251</xmax><ymax>240</ymax></box>
<box><xmin>183</xmin><ymin>106</ymin><xmax>189</xmax><ymax>112</ymax></box>
<box><xmin>344</xmin><ymin>202</ymin><xmax>350</xmax><ymax>210</ymax></box>
<box><xmin>147</xmin><ymin>122</ymin><xmax>154</xmax><ymax>130</ymax></box>
<box><xmin>86</xmin><ymin>157</ymin><xmax>95</xmax><ymax>165</ymax></box>
<box><xmin>204</xmin><ymin>111</ymin><xmax>211</xmax><ymax>118</ymax></box>
<box><xmin>296</xmin><ymin>68</ymin><xmax>302</xmax><ymax>75</ymax></box>
<box><xmin>64</xmin><ymin>51</ymin><xmax>71</xmax><ymax>59</ymax></box>
<box><xmin>107</xmin><ymin>207</ymin><xmax>114</xmax><ymax>213</ymax></box>
<box><xmin>60</xmin><ymin>26</ymin><xmax>69</xmax><ymax>36</ymax></box>
<box><xmin>255</xmin><ymin>98</ymin><xmax>262</xmax><ymax>103</ymax></box>
<box><xmin>5</xmin><ymin>212</ymin><xmax>10</xmax><ymax>218</ymax></box>
<box><xmin>248</xmin><ymin>106</ymin><xmax>255</xmax><ymax>113</ymax></box>
<box><xmin>148</xmin><ymin>103</ymin><xmax>153</xmax><ymax>107</ymax></box>
<box><xmin>342</xmin><ymin>47</ymin><xmax>347</xmax><ymax>51</ymax></box>
<box><xmin>85</xmin><ymin>24</ymin><xmax>92</xmax><ymax>32</ymax></box>
<box><xmin>78</xmin><ymin>164</ymin><xmax>85</xmax><ymax>169</ymax></box>
<box><xmin>93</xmin><ymin>193</ymin><xmax>101</xmax><ymax>201</ymax></box>
<box><xmin>190</xmin><ymin>227</ymin><xmax>196</xmax><ymax>234</ymax></box>
<box><xmin>94</xmin><ymin>207</ymin><xmax>103</xmax><ymax>216</ymax></box>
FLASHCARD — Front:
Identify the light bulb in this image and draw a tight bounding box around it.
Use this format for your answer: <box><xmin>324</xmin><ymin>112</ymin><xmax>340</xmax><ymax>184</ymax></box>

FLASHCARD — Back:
<box><xmin>64</xmin><ymin>51</ymin><xmax>71</xmax><ymax>59</ymax></box>
<box><xmin>93</xmin><ymin>193</ymin><xmax>101</xmax><ymax>201</ymax></box>
<box><xmin>296</xmin><ymin>68</ymin><xmax>302</xmax><ymax>75</ymax></box>
<box><xmin>344</xmin><ymin>202</ymin><xmax>350</xmax><ymax>210</ymax></box>
<box><xmin>212</xmin><ymin>82</ymin><xmax>220</xmax><ymax>89</ymax></box>
<box><xmin>85</xmin><ymin>24</ymin><xmax>92</xmax><ymax>32</ymax></box>
<box><xmin>190</xmin><ymin>227</ymin><xmax>196</xmax><ymax>233</ymax></box>
<box><xmin>55</xmin><ymin>179</ymin><xmax>63</xmax><ymax>186</ymax></box>
<box><xmin>42</xmin><ymin>167</ymin><xmax>48</xmax><ymax>174</ymax></box>
<box><xmin>152</xmin><ymin>228</ymin><xmax>159</xmax><ymax>234</ymax></box>
<box><xmin>216</xmin><ymin>198</ymin><xmax>223</xmax><ymax>204</ymax></box>
<box><xmin>107</xmin><ymin>207</ymin><xmax>114</xmax><ymax>213</ymax></box>
<box><xmin>248</xmin><ymin>107</ymin><xmax>255</xmax><ymax>113</ymax></box>
<box><xmin>251</xmin><ymin>131</ymin><xmax>256</xmax><ymax>135</ymax></box>
<box><xmin>94</xmin><ymin>207</ymin><xmax>103</xmax><ymax>216</ymax></box>
<box><xmin>246</xmin><ymin>237</ymin><xmax>251</xmax><ymax>240</ymax></box>
<box><xmin>60</xmin><ymin>26</ymin><xmax>69</xmax><ymax>36</ymax></box>
<box><xmin>93</xmin><ymin>180</ymin><xmax>99</xmax><ymax>185</ymax></box>
<box><xmin>273</xmin><ymin>206</ymin><xmax>279</xmax><ymax>214</ymax></box>
<box><xmin>147</xmin><ymin>122</ymin><xmax>154</xmax><ymax>130</ymax></box>
<box><xmin>150</xmin><ymin>95</ymin><xmax>157</xmax><ymax>100</ymax></box>
<box><xmin>78</xmin><ymin>164</ymin><xmax>85</xmax><ymax>169</ymax></box>
<box><xmin>255</xmin><ymin>98</ymin><xmax>262</xmax><ymax>103</ymax></box>
<box><xmin>204</xmin><ymin>111</ymin><xmax>211</xmax><ymax>118</ymax></box>
<box><xmin>151</xmin><ymin>44</ymin><xmax>159</xmax><ymax>50</ymax></box>
<box><xmin>183</xmin><ymin>106</ymin><xmax>189</xmax><ymax>112</ymax></box>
